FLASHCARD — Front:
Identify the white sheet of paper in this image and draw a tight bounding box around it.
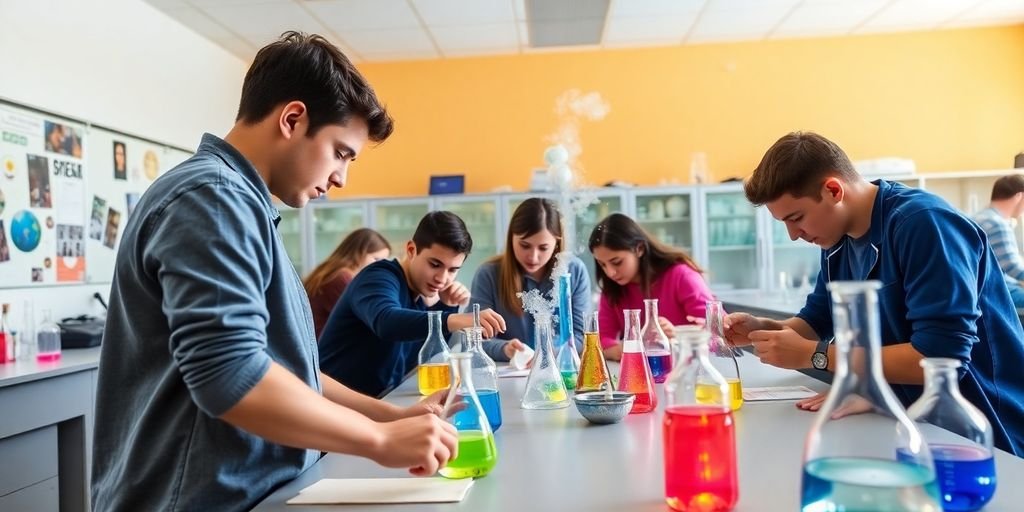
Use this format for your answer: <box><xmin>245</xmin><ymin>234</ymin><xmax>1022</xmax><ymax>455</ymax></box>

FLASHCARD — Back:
<box><xmin>497</xmin><ymin>366</ymin><xmax>530</xmax><ymax>378</ymax></box>
<box><xmin>742</xmin><ymin>386</ymin><xmax>818</xmax><ymax>402</ymax></box>
<box><xmin>286</xmin><ymin>478</ymin><xmax>474</xmax><ymax>505</ymax></box>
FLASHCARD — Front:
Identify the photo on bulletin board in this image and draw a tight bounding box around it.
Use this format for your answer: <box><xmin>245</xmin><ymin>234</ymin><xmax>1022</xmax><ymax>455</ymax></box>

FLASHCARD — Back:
<box><xmin>0</xmin><ymin>220</ymin><xmax>10</xmax><ymax>262</ymax></box>
<box><xmin>27</xmin><ymin>154</ymin><xmax>51</xmax><ymax>208</ymax></box>
<box><xmin>113</xmin><ymin>140</ymin><xmax>127</xmax><ymax>180</ymax></box>
<box><xmin>89</xmin><ymin>195</ymin><xmax>106</xmax><ymax>241</ymax></box>
<box><xmin>44</xmin><ymin>120</ymin><xmax>83</xmax><ymax>158</ymax></box>
<box><xmin>103</xmin><ymin>208</ymin><xmax>120</xmax><ymax>249</ymax></box>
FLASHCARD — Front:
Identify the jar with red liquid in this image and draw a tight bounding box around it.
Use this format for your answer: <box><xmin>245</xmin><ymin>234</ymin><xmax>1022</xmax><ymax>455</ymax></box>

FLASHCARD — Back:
<box><xmin>662</xmin><ymin>328</ymin><xmax>738</xmax><ymax>511</ymax></box>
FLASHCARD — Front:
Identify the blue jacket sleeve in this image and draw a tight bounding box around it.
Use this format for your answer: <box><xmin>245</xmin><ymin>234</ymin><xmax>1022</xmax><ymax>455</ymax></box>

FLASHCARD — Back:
<box><xmin>349</xmin><ymin>266</ymin><xmax>455</xmax><ymax>342</ymax></box>
<box><xmin>894</xmin><ymin>210</ymin><xmax>981</xmax><ymax>363</ymax></box>
<box><xmin>796</xmin><ymin>251</ymin><xmax>833</xmax><ymax>341</ymax></box>
<box><xmin>470</xmin><ymin>262</ymin><xmax>512</xmax><ymax>361</ymax></box>
<box><xmin>142</xmin><ymin>181</ymin><xmax>272</xmax><ymax>418</ymax></box>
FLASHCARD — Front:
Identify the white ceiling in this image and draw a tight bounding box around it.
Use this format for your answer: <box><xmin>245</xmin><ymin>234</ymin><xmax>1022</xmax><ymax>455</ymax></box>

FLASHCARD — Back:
<box><xmin>144</xmin><ymin>0</ymin><xmax>1024</xmax><ymax>62</ymax></box>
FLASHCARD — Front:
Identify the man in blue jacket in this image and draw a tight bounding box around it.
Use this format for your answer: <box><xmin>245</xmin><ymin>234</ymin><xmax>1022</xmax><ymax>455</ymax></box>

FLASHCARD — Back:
<box><xmin>320</xmin><ymin>211</ymin><xmax>507</xmax><ymax>397</ymax></box>
<box><xmin>724</xmin><ymin>131</ymin><xmax>1024</xmax><ymax>456</ymax></box>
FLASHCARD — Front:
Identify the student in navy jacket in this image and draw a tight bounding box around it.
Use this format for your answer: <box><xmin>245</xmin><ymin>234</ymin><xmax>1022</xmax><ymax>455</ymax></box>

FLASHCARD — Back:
<box><xmin>724</xmin><ymin>131</ymin><xmax>1024</xmax><ymax>456</ymax></box>
<box><xmin>320</xmin><ymin>211</ymin><xmax>507</xmax><ymax>397</ymax></box>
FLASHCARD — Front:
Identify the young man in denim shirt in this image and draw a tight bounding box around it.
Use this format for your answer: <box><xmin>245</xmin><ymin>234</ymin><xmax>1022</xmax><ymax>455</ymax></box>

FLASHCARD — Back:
<box><xmin>973</xmin><ymin>175</ymin><xmax>1024</xmax><ymax>308</ymax></box>
<box><xmin>93</xmin><ymin>33</ymin><xmax>459</xmax><ymax>511</ymax></box>
<box><xmin>724</xmin><ymin>131</ymin><xmax>1024</xmax><ymax>456</ymax></box>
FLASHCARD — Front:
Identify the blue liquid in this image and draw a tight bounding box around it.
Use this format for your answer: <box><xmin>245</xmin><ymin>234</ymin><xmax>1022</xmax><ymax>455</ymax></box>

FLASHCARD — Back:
<box><xmin>898</xmin><ymin>445</ymin><xmax>996</xmax><ymax>512</ymax></box>
<box><xmin>802</xmin><ymin>457</ymin><xmax>941</xmax><ymax>511</ymax></box>
<box><xmin>477</xmin><ymin>389</ymin><xmax>503</xmax><ymax>433</ymax></box>
<box><xmin>647</xmin><ymin>351</ymin><xmax>672</xmax><ymax>384</ymax></box>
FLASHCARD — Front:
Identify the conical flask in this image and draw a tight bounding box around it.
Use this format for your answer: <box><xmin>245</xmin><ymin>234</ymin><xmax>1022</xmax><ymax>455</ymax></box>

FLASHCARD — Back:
<box><xmin>576</xmin><ymin>311</ymin><xmax>612</xmax><ymax>393</ymax></box>
<box><xmin>617</xmin><ymin>308</ymin><xmax>657</xmax><ymax>414</ymax></box>
<box><xmin>907</xmin><ymin>358</ymin><xmax>996</xmax><ymax>511</ymax></box>
<box><xmin>641</xmin><ymin>298</ymin><xmax>673</xmax><ymax>383</ymax></box>
<box><xmin>663</xmin><ymin>327</ymin><xmax>738</xmax><ymax>511</ymax></box>
<box><xmin>417</xmin><ymin>311</ymin><xmax>451</xmax><ymax>395</ymax></box>
<box><xmin>521</xmin><ymin>314</ymin><xmax>570</xmax><ymax>409</ymax></box>
<box><xmin>555</xmin><ymin>273</ymin><xmax>581</xmax><ymax>391</ymax></box>
<box><xmin>801</xmin><ymin>281</ymin><xmax>941</xmax><ymax>512</ymax></box>
<box><xmin>705</xmin><ymin>300</ymin><xmax>742</xmax><ymax>410</ymax></box>
<box><xmin>440</xmin><ymin>352</ymin><xmax>498</xmax><ymax>479</ymax></box>
<box><xmin>462</xmin><ymin>325</ymin><xmax>503</xmax><ymax>432</ymax></box>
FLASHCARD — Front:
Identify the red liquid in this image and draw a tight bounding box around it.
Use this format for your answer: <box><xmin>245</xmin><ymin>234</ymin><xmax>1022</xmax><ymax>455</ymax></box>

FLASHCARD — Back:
<box><xmin>618</xmin><ymin>350</ymin><xmax>656</xmax><ymax>413</ymax></box>
<box><xmin>663</xmin><ymin>406</ymin><xmax>738</xmax><ymax>511</ymax></box>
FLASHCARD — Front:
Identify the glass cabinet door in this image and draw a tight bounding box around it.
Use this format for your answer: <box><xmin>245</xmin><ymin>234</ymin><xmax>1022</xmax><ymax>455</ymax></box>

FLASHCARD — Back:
<box><xmin>768</xmin><ymin>215</ymin><xmax>820</xmax><ymax>292</ymax></box>
<box><xmin>634</xmin><ymin>191</ymin><xmax>695</xmax><ymax>253</ymax></box>
<box><xmin>311</xmin><ymin>203</ymin><xmax>367</xmax><ymax>266</ymax></box>
<box><xmin>574</xmin><ymin>193</ymin><xmax>624</xmax><ymax>280</ymax></box>
<box><xmin>703</xmin><ymin>190</ymin><xmax>758</xmax><ymax>290</ymax></box>
<box><xmin>277</xmin><ymin>207</ymin><xmax>305</xmax><ymax>276</ymax></box>
<box><xmin>434</xmin><ymin>197</ymin><xmax>500</xmax><ymax>287</ymax></box>
<box><xmin>372</xmin><ymin>201</ymin><xmax>432</xmax><ymax>249</ymax></box>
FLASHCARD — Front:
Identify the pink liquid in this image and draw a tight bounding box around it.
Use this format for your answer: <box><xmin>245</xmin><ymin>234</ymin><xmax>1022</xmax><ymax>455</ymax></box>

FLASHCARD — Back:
<box><xmin>663</xmin><ymin>406</ymin><xmax>738</xmax><ymax>511</ymax></box>
<box><xmin>36</xmin><ymin>351</ymin><xmax>61</xmax><ymax>363</ymax></box>
<box><xmin>618</xmin><ymin>350</ymin><xmax>657</xmax><ymax>413</ymax></box>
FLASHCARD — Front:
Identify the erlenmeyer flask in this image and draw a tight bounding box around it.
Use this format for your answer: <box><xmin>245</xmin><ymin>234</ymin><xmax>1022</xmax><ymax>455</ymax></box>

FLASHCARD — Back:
<box><xmin>521</xmin><ymin>315</ymin><xmax>570</xmax><ymax>409</ymax></box>
<box><xmin>576</xmin><ymin>311</ymin><xmax>611</xmax><ymax>393</ymax></box>
<box><xmin>705</xmin><ymin>300</ymin><xmax>742</xmax><ymax>410</ymax></box>
<box><xmin>440</xmin><ymin>352</ymin><xmax>498</xmax><ymax>479</ymax></box>
<box><xmin>417</xmin><ymin>311</ymin><xmax>451</xmax><ymax>395</ymax></box>
<box><xmin>555</xmin><ymin>273</ymin><xmax>581</xmax><ymax>391</ymax></box>
<box><xmin>641</xmin><ymin>298</ymin><xmax>672</xmax><ymax>383</ymax></box>
<box><xmin>617</xmin><ymin>308</ymin><xmax>657</xmax><ymax>414</ymax></box>
<box><xmin>462</xmin><ymin>326</ymin><xmax>502</xmax><ymax>432</ymax></box>
<box><xmin>663</xmin><ymin>327</ymin><xmax>738</xmax><ymax>511</ymax></box>
<box><xmin>801</xmin><ymin>281</ymin><xmax>941</xmax><ymax>512</ymax></box>
<box><xmin>907</xmin><ymin>358</ymin><xmax>996</xmax><ymax>511</ymax></box>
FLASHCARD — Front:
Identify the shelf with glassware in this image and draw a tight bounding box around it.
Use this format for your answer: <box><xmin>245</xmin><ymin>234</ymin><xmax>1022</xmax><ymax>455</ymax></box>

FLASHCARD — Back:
<box><xmin>571</xmin><ymin>189</ymin><xmax>629</xmax><ymax>280</ymax></box>
<box><xmin>308</xmin><ymin>201</ymin><xmax>369</xmax><ymax>266</ymax></box>
<box><xmin>433</xmin><ymin>196</ymin><xmax>502</xmax><ymax>287</ymax></box>
<box><xmin>276</xmin><ymin>206</ymin><xmax>307</xmax><ymax>276</ymax></box>
<box><xmin>632</xmin><ymin>188</ymin><xmax>697</xmax><ymax>254</ymax></box>
<box><xmin>370</xmin><ymin>198</ymin><xmax>432</xmax><ymax>257</ymax></box>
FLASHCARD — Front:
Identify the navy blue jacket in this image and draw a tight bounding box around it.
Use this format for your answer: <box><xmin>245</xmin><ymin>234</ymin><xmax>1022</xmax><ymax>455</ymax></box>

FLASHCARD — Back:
<box><xmin>798</xmin><ymin>180</ymin><xmax>1024</xmax><ymax>456</ymax></box>
<box><xmin>319</xmin><ymin>259</ymin><xmax>458</xmax><ymax>397</ymax></box>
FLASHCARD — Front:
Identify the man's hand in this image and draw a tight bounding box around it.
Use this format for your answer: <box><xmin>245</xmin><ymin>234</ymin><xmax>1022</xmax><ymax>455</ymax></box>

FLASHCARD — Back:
<box><xmin>796</xmin><ymin>392</ymin><xmax>873</xmax><ymax>419</ymax></box>
<box><xmin>748</xmin><ymin>327</ymin><xmax>815</xmax><ymax>369</ymax></box>
<box><xmin>723</xmin><ymin>312</ymin><xmax>774</xmax><ymax>347</ymax></box>
<box><xmin>370</xmin><ymin>414</ymin><xmax>459</xmax><ymax>476</ymax></box>
<box><xmin>448</xmin><ymin>309</ymin><xmax>506</xmax><ymax>338</ymax></box>
<box><xmin>398</xmin><ymin>389</ymin><xmax>466</xmax><ymax>419</ymax></box>
<box><xmin>438</xmin><ymin>282</ymin><xmax>470</xmax><ymax>307</ymax></box>
<box><xmin>502</xmin><ymin>338</ymin><xmax>529</xmax><ymax>361</ymax></box>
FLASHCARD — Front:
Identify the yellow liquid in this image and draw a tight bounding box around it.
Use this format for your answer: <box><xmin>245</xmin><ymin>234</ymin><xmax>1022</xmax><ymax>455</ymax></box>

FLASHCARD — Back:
<box><xmin>695</xmin><ymin>378</ymin><xmax>744</xmax><ymax>410</ymax></box>
<box><xmin>576</xmin><ymin>332</ymin><xmax>610</xmax><ymax>393</ymax></box>
<box><xmin>417</xmin><ymin>363</ymin><xmax>450</xmax><ymax>395</ymax></box>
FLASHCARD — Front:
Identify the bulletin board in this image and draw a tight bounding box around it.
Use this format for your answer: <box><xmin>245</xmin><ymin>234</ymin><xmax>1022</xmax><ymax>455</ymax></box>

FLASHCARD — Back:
<box><xmin>0</xmin><ymin>100</ymin><xmax>193</xmax><ymax>288</ymax></box>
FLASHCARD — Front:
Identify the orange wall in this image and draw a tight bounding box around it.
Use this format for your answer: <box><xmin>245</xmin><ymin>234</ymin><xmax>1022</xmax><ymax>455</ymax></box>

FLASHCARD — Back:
<box><xmin>332</xmin><ymin>24</ymin><xmax>1024</xmax><ymax>199</ymax></box>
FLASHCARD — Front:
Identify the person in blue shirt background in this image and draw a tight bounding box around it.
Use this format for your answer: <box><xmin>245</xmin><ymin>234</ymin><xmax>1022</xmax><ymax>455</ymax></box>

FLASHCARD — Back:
<box><xmin>471</xmin><ymin>197</ymin><xmax>591</xmax><ymax>362</ymax></box>
<box><xmin>320</xmin><ymin>211</ymin><xmax>507</xmax><ymax>397</ymax></box>
<box><xmin>723</xmin><ymin>131</ymin><xmax>1024</xmax><ymax>456</ymax></box>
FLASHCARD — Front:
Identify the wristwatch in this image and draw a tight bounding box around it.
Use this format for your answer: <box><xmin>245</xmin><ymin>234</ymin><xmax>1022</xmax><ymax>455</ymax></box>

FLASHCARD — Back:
<box><xmin>811</xmin><ymin>339</ymin><xmax>830</xmax><ymax>370</ymax></box>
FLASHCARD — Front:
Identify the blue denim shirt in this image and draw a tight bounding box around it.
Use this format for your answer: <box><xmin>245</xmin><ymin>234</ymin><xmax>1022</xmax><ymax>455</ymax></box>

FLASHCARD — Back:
<box><xmin>92</xmin><ymin>134</ymin><xmax>321</xmax><ymax>511</ymax></box>
<box><xmin>798</xmin><ymin>180</ymin><xmax>1024</xmax><ymax>456</ymax></box>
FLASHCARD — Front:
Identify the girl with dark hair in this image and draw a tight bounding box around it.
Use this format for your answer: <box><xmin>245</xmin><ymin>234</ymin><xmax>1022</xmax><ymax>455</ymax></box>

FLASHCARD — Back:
<box><xmin>304</xmin><ymin>228</ymin><xmax>391</xmax><ymax>336</ymax></box>
<box><xmin>471</xmin><ymin>198</ymin><xmax>592</xmax><ymax>362</ymax></box>
<box><xmin>589</xmin><ymin>213</ymin><xmax>714</xmax><ymax>360</ymax></box>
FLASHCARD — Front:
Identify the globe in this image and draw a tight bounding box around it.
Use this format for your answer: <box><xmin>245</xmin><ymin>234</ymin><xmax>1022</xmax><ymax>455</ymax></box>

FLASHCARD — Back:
<box><xmin>10</xmin><ymin>210</ymin><xmax>41</xmax><ymax>252</ymax></box>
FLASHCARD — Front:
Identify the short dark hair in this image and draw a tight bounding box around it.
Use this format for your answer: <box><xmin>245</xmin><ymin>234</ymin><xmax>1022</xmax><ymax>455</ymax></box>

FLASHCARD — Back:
<box><xmin>744</xmin><ymin>131</ymin><xmax>859</xmax><ymax>205</ymax></box>
<box><xmin>412</xmin><ymin>211</ymin><xmax>472</xmax><ymax>255</ymax></box>
<box><xmin>991</xmin><ymin>175</ymin><xmax>1024</xmax><ymax>201</ymax></box>
<box><xmin>237</xmin><ymin>31</ymin><xmax>393</xmax><ymax>142</ymax></box>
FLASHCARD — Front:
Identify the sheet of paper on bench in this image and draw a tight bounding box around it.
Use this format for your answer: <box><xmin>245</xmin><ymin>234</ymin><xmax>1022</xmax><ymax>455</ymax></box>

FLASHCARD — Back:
<box><xmin>742</xmin><ymin>386</ymin><xmax>817</xmax><ymax>402</ymax></box>
<box><xmin>287</xmin><ymin>478</ymin><xmax>474</xmax><ymax>505</ymax></box>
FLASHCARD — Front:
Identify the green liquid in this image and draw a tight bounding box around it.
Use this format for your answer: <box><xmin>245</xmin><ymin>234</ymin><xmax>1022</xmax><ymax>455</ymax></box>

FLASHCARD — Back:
<box><xmin>439</xmin><ymin>431</ymin><xmax>497</xmax><ymax>479</ymax></box>
<box><xmin>561</xmin><ymin>370</ymin><xmax>578</xmax><ymax>391</ymax></box>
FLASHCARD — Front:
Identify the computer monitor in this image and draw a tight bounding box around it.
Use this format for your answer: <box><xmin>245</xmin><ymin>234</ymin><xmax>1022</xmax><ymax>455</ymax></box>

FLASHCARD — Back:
<box><xmin>429</xmin><ymin>174</ymin><xmax>465</xmax><ymax>195</ymax></box>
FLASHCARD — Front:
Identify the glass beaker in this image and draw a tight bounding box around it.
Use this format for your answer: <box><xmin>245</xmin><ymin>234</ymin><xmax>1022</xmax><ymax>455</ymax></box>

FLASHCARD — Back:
<box><xmin>36</xmin><ymin>309</ymin><xmax>61</xmax><ymax>363</ymax></box>
<box><xmin>576</xmin><ymin>311</ymin><xmax>611</xmax><ymax>393</ymax></box>
<box><xmin>555</xmin><ymin>273</ymin><xmax>580</xmax><ymax>391</ymax></box>
<box><xmin>521</xmin><ymin>315</ymin><xmax>570</xmax><ymax>409</ymax></box>
<box><xmin>462</xmin><ymin>326</ymin><xmax>502</xmax><ymax>432</ymax></box>
<box><xmin>801</xmin><ymin>281</ymin><xmax>941</xmax><ymax>512</ymax></box>
<box><xmin>663</xmin><ymin>327</ymin><xmax>738</xmax><ymax>511</ymax></box>
<box><xmin>417</xmin><ymin>311</ymin><xmax>451</xmax><ymax>395</ymax></box>
<box><xmin>0</xmin><ymin>304</ymin><xmax>11</xmax><ymax>363</ymax></box>
<box><xmin>641</xmin><ymin>298</ymin><xmax>672</xmax><ymax>383</ymax></box>
<box><xmin>705</xmin><ymin>300</ymin><xmax>742</xmax><ymax>410</ymax></box>
<box><xmin>907</xmin><ymin>358</ymin><xmax>996</xmax><ymax>511</ymax></box>
<box><xmin>617</xmin><ymin>309</ymin><xmax>657</xmax><ymax>414</ymax></box>
<box><xmin>440</xmin><ymin>352</ymin><xmax>498</xmax><ymax>479</ymax></box>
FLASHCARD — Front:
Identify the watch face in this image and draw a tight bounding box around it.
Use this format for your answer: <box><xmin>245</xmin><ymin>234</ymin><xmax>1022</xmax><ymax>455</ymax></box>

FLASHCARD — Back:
<box><xmin>811</xmin><ymin>352</ymin><xmax>828</xmax><ymax>370</ymax></box>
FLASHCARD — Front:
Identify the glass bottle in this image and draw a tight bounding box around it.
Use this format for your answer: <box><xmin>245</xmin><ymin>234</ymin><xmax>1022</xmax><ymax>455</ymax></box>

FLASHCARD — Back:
<box><xmin>907</xmin><ymin>358</ymin><xmax>996</xmax><ymax>512</ymax></box>
<box><xmin>801</xmin><ymin>281</ymin><xmax>941</xmax><ymax>512</ymax></box>
<box><xmin>617</xmin><ymin>308</ymin><xmax>657</xmax><ymax>414</ymax></box>
<box><xmin>462</xmin><ymin>326</ymin><xmax>502</xmax><ymax>432</ymax></box>
<box><xmin>576</xmin><ymin>311</ymin><xmax>611</xmax><ymax>393</ymax></box>
<box><xmin>641</xmin><ymin>298</ymin><xmax>672</xmax><ymax>383</ymax></box>
<box><xmin>0</xmin><ymin>304</ymin><xmax>11</xmax><ymax>363</ymax></box>
<box><xmin>705</xmin><ymin>300</ymin><xmax>742</xmax><ymax>410</ymax></box>
<box><xmin>417</xmin><ymin>311</ymin><xmax>451</xmax><ymax>395</ymax></box>
<box><xmin>440</xmin><ymin>352</ymin><xmax>498</xmax><ymax>479</ymax></box>
<box><xmin>663</xmin><ymin>327</ymin><xmax>738</xmax><ymax>511</ymax></box>
<box><xmin>521</xmin><ymin>314</ymin><xmax>570</xmax><ymax>409</ymax></box>
<box><xmin>36</xmin><ymin>309</ymin><xmax>61</xmax><ymax>363</ymax></box>
<box><xmin>555</xmin><ymin>273</ymin><xmax>580</xmax><ymax>391</ymax></box>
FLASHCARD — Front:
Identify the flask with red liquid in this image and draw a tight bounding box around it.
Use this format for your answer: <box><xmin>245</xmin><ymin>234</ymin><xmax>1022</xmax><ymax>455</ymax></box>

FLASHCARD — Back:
<box><xmin>617</xmin><ymin>308</ymin><xmax>656</xmax><ymax>414</ymax></box>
